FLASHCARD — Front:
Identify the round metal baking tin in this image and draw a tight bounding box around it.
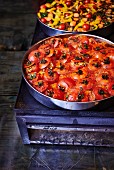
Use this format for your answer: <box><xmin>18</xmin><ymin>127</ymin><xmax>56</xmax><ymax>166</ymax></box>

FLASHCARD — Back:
<box><xmin>22</xmin><ymin>33</ymin><xmax>114</xmax><ymax>110</ymax></box>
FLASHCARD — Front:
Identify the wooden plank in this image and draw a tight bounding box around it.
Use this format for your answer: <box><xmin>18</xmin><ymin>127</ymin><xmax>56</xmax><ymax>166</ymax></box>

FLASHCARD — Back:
<box><xmin>0</xmin><ymin>51</ymin><xmax>24</xmax><ymax>95</ymax></box>
<box><xmin>0</xmin><ymin>0</ymin><xmax>37</xmax><ymax>14</ymax></box>
<box><xmin>0</xmin><ymin>13</ymin><xmax>36</xmax><ymax>51</ymax></box>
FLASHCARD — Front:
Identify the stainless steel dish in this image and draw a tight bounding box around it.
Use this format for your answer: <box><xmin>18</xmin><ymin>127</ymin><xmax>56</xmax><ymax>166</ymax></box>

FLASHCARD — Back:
<box><xmin>37</xmin><ymin>0</ymin><xmax>114</xmax><ymax>37</ymax></box>
<box><xmin>22</xmin><ymin>33</ymin><xmax>114</xmax><ymax>110</ymax></box>
<box><xmin>38</xmin><ymin>18</ymin><xmax>114</xmax><ymax>37</ymax></box>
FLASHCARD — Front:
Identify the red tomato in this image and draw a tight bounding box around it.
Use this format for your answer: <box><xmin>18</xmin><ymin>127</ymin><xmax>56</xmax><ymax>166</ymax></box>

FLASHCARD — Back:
<box><xmin>56</xmin><ymin>4</ymin><xmax>63</xmax><ymax>9</ymax></box>
<box><xmin>30</xmin><ymin>64</ymin><xmax>39</xmax><ymax>72</ymax></box>
<box><xmin>44</xmin><ymin>69</ymin><xmax>59</xmax><ymax>83</ymax></box>
<box><xmin>54</xmin><ymin>60</ymin><xmax>70</xmax><ymax>75</ymax></box>
<box><xmin>45</xmin><ymin>88</ymin><xmax>64</xmax><ymax>100</ymax></box>
<box><xmin>58</xmin><ymin>77</ymin><xmax>75</xmax><ymax>91</ymax></box>
<box><xmin>86</xmin><ymin>13</ymin><xmax>92</xmax><ymax>19</ymax></box>
<box><xmin>102</xmin><ymin>57</ymin><xmax>114</xmax><ymax>69</ymax></box>
<box><xmin>81</xmin><ymin>36</ymin><xmax>89</xmax><ymax>45</ymax></box>
<box><xmin>39</xmin><ymin>57</ymin><xmax>51</xmax><ymax>69</ymax></box>
<box><xmin>80</xmin><ymin>5</ymin><xmax>85</xmax><ymax>9</ymax></box>
<box><xmin>28</xmin><ymin>50</ymin><xmax>40</xmax><ymax>63</ymax></box>
<box><xmin>83</xmin><ymin>24</ymin><xmax>90</xmax><ymax>31</ymax></box>
<box><xmin>25</xmin><ymin>64</ymin><xmax>39</xmax><ymax>73</ymax></box>
<box><xmin>40</xmin><ymin>5</ymin><xmax>47</xmax><ymax>9</ymax></box>
<box><xmin>24</xmin><ymin>61</ymin><xmax>34</xmax><ymax>68</ymax></box>
<box><xmin>66</xmin><ymin>1</ymin><xmax>72</xmax><ymax>7</ymax></box>
<box><xmin>77</xmin><ymin>91</ymin><xmax>89</xmax><ymax>102</ymax></box>
<box><xmin>78</xmin><ymin>78</ymin><xmax>94</xmax><ymax>90</ymax></box>
<box><xmin>34</xmin><ymin>80</ymin><xmax>48</xmax><ymax>93</ymax></box>
<box><xmin>27</xmin><ymin>72</ymin><xmax>39</xmax><ymax>83</ymax></box>
<box><xmin>84</xmin><ymin>0</ymin><xmax>90</xmax><ymax>3</ymax></box>
<box><xmin>64</xmin><ymin>13</ymin><xmax>70</xmax><ymax>17</ymax></box>
<box><xmin>107</xmin><ymin>82</ymin><xmax>114</xmax><ymax>96</ymax></box>
<box><xmin>58</xmin><ymin>23</ymin><xmax>66</xmax><ymax>30</ymax></box>
<box><xmin>66</xmin><ymin>89</ymin><xmax>89</xmax><ymax>102</ymax></box>
<box><xmin>93</xmin><ymin>86</ymin><xmax>109</xmax><ymax>100</ymax></box>
<box><xmin>66</xmin><ymin>89</ymin><xmax>78</xmax><ymax>101</ymax></box>
<box><xmin>93</xmin><ymin>5</ymin><xmax>97</xmax><ymax>9</ymax></box>
<box><xmin>54</xmin><ymin>49</ymin><xmax>62</xmax><ymax>59</ymax></box>
<box><xmin>53</xmin><ymin>89</ymin><xmax>64</xmax><ymax>100</ymax></box>
<box><xmin>40</xmin><ymin>18</ymin><xmax>47</xmax><ymax>24</ymax></box>
<box><xmin>106</xmin><ymin>52</ymin><xmax>114</xmax><ymax>61</ymax></box>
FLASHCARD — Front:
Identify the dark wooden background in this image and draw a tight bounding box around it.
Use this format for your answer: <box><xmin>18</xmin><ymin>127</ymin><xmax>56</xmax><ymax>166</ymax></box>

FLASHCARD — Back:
<box><xmin>0</xmin><ymin>0</ymin><xmax>37</xmax><ymax>169</ymax></box>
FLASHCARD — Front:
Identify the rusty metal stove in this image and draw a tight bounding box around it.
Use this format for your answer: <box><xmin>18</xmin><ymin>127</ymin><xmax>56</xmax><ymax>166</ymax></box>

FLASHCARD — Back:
<box><xmin>14</xmin><ymin>21</ymin><xmax>114</xmax><ymax>147</ymax></box>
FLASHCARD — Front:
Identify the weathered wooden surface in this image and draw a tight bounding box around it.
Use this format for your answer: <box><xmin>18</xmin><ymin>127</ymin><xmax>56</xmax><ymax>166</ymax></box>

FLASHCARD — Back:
<box><xmin>0</xmin><ymin>0</ymin><xmax>114</xmax><ymax>170</ymax></box>
<box><xmin>0</xmin><ymin>0</ymin><xmax>37</xmax><ymax>51</ymax></box>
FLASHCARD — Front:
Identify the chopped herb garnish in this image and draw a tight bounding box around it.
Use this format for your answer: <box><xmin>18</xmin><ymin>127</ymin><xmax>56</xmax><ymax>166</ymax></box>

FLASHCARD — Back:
<box><xmin>29</xmin><ymin>73</ymin><xmax>36</xmax><ymax>80</ymax></box>
<box><xmin>40</xmin><ymin>58</ymin><xmax>47</xmax><ymax>64</ymax></box>
<box><xmin>64</xmin><ymin>43</ymin><xmax>68</xmax><ymax>47</ymax></box>
<box><xmin>48</xmin><ymin>69</ymin><xmax>54</xmax><ymax>76</ymax></box>
<box><xmin>45</xmin><ymin>50</ymin><xmax>50</xmax><ymax>55</ymax></box>
<box><xmin>46</xmin><ymin>90</ymin><xmax>54</xmax><ymax>97</ymax></box>
<box><xmin>103</xmin><ymin>57</ymin><xmax>110</xmax><ymax>64</ymax></box>
<box><xmin>77</xmin><ymin>69</ymin><xmax>83</xmax><ymax>75</ymax></box>
<box><xmin>26</xmin><ymin>60</ymin><xmax>31</xmax><ymax>66</ymax></box>
<box><xmin>104</xmin><ymin>21</ymin><xmax>110</xmax><ymax>27</ymax></box>
<box><xmin>75</xmin><ymin>56</ymin><xmax>82</xmax><ymax>60</ymax></box>
<box><xmin>102</xmin><ymin>74</ymin><xmax>109</xmax><ymax>80</ymax></box>
<box><xmin>82</xmin><ymin>79</ymin><xmax>88</xmax><ymax>85</ymax></box>
<box><xmin>35</xmin><ymin>52</ymin><xmax>40</xmax><ymax>57</ymax></box>
<box><xmin>78</xmin><ymin>93</ymin><xmax>84</xmax><ymax>101</ymax></box>
<box><xmin>59</xmin><ymin>86</ymin><xmax>65</xmax><ymax>91</ymax></box>
<box><xmin>41</xmin><ymin>12</ymin><xmax>48</xmax><ymax>18</ymax></box>
<box><xmin>38</xmin><ymin>81</ymin><xmax>43</xmax><ymax>87</ymax></box>
<box><xmin>112</xmin><ymin>85</ymin><xmax>114</xmax><ymax>90</ymax></box>
<box><xmin>93</xmin><ymin>62</ymin><xmax>101</xmax><ymax>68</ymax></box>
<box><xmin>84</xmin><ymin>43</ymin><xmax>88</xmax><ymax>49</ymax></box>
<box><xmin>61</xmin><ymin>54</ymin><xmax>66</xmax><ymax>59</ymax></box>
<box><xmin>59</xmin><ymin>63</ymin><xmax>64</xmax><ymax>70</ymax></box>
<box><xmin>95</xmin><ymin>46</ymin><xmax>101</xmax><ymax>51</ymax></box>
<box><xmin>98</xmin><ymin>89</ymin><xmax>105</xmax><ymax>95</ymax></box>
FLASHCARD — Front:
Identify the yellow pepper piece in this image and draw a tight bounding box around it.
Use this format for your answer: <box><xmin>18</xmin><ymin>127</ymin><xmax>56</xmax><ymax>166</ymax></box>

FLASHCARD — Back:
<box><xmin>53</xmin><ymin>9</ymin><xmax>61</xmax><ymax>17</ymax></box>
<box><xmin>45</xmin><ymin>3</ymin><xmax>51</xmax><ymax>8</ymax></box>
<box><xmin>63</xmin><ymin>18</ymin><xmax>72</xmax><ymax>23</ymax></box>
<box><xmin>51</xmin><ymin>1</ymin><xmax>57</xmax><ymax>7</ymax></box>
<box><xmin>90</xmin><ymin>19</ymin><xmax>101</xmax><ymax>26</ymax></box>
<box><xmin>71</xmin><ymin>1</ymin><xmax>79</xmax><ymax>8</ymax></box>
<box><xmin>37</xmin><ymin>13</ymin><xmax>41</xmax><ymax>18</ymax></box>
<box><xmin>93</xmin><ymin>25</ymin><xmax>98</xmax><ymax>30</ymax></box>
<box><xmin>74</xmin><ymin>20</ymin><xmax>85</xmax><ymax>31</ymax></box>
<box><xmin>88</xmin><ymin>4</ymin><xmax>96</xmax><ymax>13</ymax></box>
<box><xmin>39</xmin><ymin>8</ymin><xmax>46</xmax><ymax>13</ymax></box>
<box><xmin>49</xmin><ymin>18</ymin><xmax>60</xmax><ymax>27</ymax></box>
<box><xmin>47</xmin><ymin>7</ymin><xmax>56</xmax><ymax>12</ymax></box>
<box><xmin>51</xmin><ymin>83</ymin><xmax>57</xmax><ymax>89</ymax></box>
<box><xmin>62</xmin><ymin>4</ymin><xmax>68</xmax><ymax>12</ymax></box>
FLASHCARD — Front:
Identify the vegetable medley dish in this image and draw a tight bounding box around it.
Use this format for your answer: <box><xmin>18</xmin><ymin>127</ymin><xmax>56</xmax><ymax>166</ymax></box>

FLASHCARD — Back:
<box><xmin>23</xmin><ymin>34</ymin><xmax>114</xmax><ymax>102</ymax></box>
<box><xmin>37</xmin><ymin>0</ymin><xmax>113</xmax><ymax>32</ymax></box>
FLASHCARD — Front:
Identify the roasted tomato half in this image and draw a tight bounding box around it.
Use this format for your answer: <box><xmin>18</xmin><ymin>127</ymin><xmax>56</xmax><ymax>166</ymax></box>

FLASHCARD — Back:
<box><xmin>45</xmin><ymin>88</ymin><xmax>64</xmax><ymax>100</ymax></box>
<box><xmin>44</xmin><ymin>69</ymin><xmax>59</xmax><ymax>83</ymax></box>
<box><xmin>107</xmin><ymin>82</ymin><xmax>114</xmax><ymax>96</ymax></box>
<box><xmin>58</xmin><ymin>77</ymin><xmax>76</xmax><ymax>92</ymax></box>
<box><xmin>66</xmin><ymin>88</ymin><xmax>89</xmax><ymax>102</ymax></box>
<box><xmin>33</xmin><ymin>80</ymin><xmax>48</xmax><ymax>93</ymax></box>
<box><xmin>28</xmin><ymin>50</ymin><xmax>41</xmax><ymax>63</ymax></box>
<box><xmin>93</xmin><ymin>86</ymin><xmax>110</xmax><ymax>100</ymax></box>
